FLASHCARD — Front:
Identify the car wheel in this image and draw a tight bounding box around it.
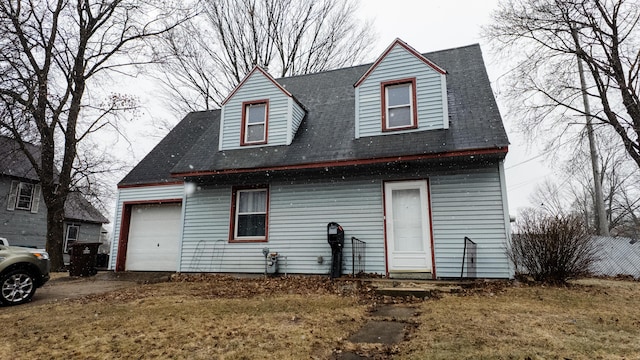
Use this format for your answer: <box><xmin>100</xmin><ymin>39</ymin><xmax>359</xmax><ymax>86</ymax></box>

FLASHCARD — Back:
<box><xmin>0</xmin><ymin>269</ymin><xmax>36</xmax><ymax>306</ymax></box>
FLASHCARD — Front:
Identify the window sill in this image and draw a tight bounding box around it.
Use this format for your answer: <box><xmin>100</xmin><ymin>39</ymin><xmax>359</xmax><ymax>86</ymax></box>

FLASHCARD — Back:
<box><xmin>229</xmin><ymin>238</ymin><xmax>268</xmax><ymax>243</ymax></box>
<box><xmin>240</xmin><ymin>141</ymin><xmax>268</xmax><ymax>146</ymax></box>
<box><xmin>382</xmin><ymin>124</ymin><xmax>419</xmax><ymax>132</ymax></box>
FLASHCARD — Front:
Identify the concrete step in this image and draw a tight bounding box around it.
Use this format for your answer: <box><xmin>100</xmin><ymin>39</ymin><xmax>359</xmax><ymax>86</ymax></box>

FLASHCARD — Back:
<box><xmin>375</xmin><ymin>287</ymin><xmax>439</xmax><ymax>298</ymax></box>
<box><xmin>369</xmin><ymin>279</ymin><xmax>465</xmax><ymax>298</ymax></box>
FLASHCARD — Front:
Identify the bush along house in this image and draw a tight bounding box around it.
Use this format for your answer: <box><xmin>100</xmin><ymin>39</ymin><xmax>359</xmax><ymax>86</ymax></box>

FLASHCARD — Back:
<box><xmin>110</xmin><ymin>39</ymin><xmax>513</xmax><ymax>279</ymax></box>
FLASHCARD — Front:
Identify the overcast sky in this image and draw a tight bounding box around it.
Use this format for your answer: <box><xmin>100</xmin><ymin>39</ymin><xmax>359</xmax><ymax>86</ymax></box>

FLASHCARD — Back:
<box><xmin>357</xmin><ymin>0</ymin><xmax>552</xmax><ymax>214</ymax></box>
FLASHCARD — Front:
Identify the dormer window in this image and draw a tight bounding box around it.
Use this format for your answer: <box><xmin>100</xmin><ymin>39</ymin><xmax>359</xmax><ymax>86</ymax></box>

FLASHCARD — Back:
<box><xmin>381</xmin><ymin>78</ymin><xmax>417</xmax><ymax>131</ymax></box>
<box><xmin>241</xmin><ymin>100</ymin><xmax>269</xmax><ymax>145</ymax></box>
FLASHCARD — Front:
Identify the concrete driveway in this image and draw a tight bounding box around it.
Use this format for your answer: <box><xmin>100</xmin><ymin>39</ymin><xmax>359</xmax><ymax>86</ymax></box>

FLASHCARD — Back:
<box><xmin>30</xmin><ymin>271</ymin><xmax>172</xmax><ymax>305</ymax></box>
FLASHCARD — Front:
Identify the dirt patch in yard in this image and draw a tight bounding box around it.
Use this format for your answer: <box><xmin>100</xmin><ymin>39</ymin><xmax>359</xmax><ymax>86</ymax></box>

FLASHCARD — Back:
<box><xmin>73</xmin><ymin>273</ymin><xmax>380</xmax><ymax>305</ymax></box>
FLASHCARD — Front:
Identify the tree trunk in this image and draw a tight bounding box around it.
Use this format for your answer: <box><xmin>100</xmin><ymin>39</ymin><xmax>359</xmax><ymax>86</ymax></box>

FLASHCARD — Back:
<box><xmin>46</xmin><ymin>199</ymin><xmax>66</xmax><ymax>272</ymax></box>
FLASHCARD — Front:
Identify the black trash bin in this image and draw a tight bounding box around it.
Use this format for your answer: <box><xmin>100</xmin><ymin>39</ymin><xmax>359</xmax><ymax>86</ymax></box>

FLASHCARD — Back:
<box><xmin>69</xmin><ymin>242</ymin><xmax>101</xmax><ymax>277</ymax></box>
<box><xmin>96</xmin><ymin>253</ymin><xmax>110</xmax><ymax>269</ymax></box>
<box><xmin>327</xmin><ymin>222</ymin><xmax>344</xmax><ymax>279</ymax></box>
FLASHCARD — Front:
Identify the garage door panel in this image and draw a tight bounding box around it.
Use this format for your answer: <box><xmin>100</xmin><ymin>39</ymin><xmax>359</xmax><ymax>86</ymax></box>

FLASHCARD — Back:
<box><xmin>126</xmin><ymin>203</ymin><xmax>181</xmax><ymax>271</ymax></box>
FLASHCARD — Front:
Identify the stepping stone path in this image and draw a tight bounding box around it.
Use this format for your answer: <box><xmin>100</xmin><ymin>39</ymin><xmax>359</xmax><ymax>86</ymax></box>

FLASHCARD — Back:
<box><xmin>336</xmin><ymin>304</ymin><xmax>418</xmax><ymax>359</ymax></box>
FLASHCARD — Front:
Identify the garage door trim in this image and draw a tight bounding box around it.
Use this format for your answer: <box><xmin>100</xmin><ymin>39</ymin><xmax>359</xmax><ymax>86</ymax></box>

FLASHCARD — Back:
<box><xmin>116</xmin><ymin>199</ymin><xmax>183</xmax><ymax>272</ymax></box>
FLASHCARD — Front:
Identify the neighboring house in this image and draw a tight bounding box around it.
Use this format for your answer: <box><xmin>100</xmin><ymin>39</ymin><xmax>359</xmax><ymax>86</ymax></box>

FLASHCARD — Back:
<box><xmin>591</xmin><ymin>236</ymin><xmax>640</xmax><ymax>279</ymax></box>
<box><xmin>0</xmin><ymin>136</ymin><xmax>109</xmax><ymax>260</ymax></box>
<box><xmin>110</xmin><ymin>39</ymin><xmax>513</xmax><ymax>279</ymax></box>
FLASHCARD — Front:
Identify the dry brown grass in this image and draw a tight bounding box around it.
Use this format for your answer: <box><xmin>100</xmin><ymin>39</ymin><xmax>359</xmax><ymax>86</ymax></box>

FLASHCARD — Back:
<box><xmin>2</xmin><ymin>276</ymin><xmax>639</xmax><ymax>359</ymax></box>
<box><xmin>1</xmin><ymin>276</ymin><xmax>366</xmax><ymax>359</ymax></box>
<box><xmin>400</xmin><ymin>278</ymin><xmax>640</xmax><ymax>360</ymax></box>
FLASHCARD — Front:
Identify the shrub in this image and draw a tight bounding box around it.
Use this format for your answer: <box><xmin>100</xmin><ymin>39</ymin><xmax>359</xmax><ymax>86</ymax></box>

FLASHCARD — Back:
<box><xmin>509</xmin><ymin>210</ymin><xmax>598</xmax><ymax>283</ymax></box>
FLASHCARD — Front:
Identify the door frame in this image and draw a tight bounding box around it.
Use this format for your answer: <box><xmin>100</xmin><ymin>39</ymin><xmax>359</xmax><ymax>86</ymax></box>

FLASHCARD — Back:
<box><xmin>115</xmin><ymin>199</ymin><xmax>182</xmax><ymax>272</ymax></box>
<box><xmin>383</xmin><ymin>179</ymin><xmax>436</xmax><ymax>278</ymax></box>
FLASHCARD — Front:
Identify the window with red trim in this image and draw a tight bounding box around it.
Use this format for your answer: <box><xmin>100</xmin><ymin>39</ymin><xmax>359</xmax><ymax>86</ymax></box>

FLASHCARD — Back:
<box><xmin>230</xmin><ymin>186</ymin><xmax>269</xmax><ymax>242</ymax></box>
<box><xmin>381</xmin><ymin>78</ymin><xmax>417</xmax><ymax>131</ymax></box>
<box><xmin>241</xmin><ymin>100</ymin><xmax>268</xmax><ymax>145</ymax></box>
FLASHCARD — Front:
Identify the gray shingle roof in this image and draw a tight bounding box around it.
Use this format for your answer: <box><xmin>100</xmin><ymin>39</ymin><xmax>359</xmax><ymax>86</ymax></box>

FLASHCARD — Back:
<box><xmin>64</xmin><ymin>192</ymin><xmax>109</xmax><ymax>224</ymax></box>
<box><xmin>0</xmin><ymin>136</ymin><xmax>108</xmax><ymax>223</ymax></box>
<box><xmin>120</xmin><ymin>44</ymin><xmax>509</xmax><ymax>185</ymax></box>
<box><xmin>119</xmin><ymin>110</ymin><xmax>218</xmax><ymax>186</ymax></box>
<box><xmin>0</xmin><ymin>135</ymin><xmax>41</xmax><ymax>181</ymax></box>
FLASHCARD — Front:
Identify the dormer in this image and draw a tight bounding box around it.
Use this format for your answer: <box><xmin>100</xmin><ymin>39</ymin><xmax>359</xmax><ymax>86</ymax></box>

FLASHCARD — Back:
<box><xmin>218</xmin><ymin>67</ymin><xmax>306</xmax><ymax>150</ymax></box>
<box><xmin>354</xmin><ymin>39</ymin><xmax>448</xmax><ymax>138</ymax></box>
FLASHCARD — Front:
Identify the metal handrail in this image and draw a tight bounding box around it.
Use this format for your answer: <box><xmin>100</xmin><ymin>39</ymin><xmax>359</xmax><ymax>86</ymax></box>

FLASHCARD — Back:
<box><xmin>460</xmin><ymin>236</ymin><xmax>477</xmax><ymax>279</ymax></box>
<box><xmin>351</xmin><ymin>236</ymin><xmax>366</xmax><ymax>275</ymax></box>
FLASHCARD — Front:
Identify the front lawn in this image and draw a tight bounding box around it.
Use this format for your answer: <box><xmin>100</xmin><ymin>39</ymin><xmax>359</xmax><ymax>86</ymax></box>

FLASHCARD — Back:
<box><xmin>400</xmin><ymin>278</ymin><xmax>640</xmax><ymax>359</ymax></box>
<box><xmin>2</xmin><ymin>275</ymin><xmax>639</xmax><ymax>359</ymax></box>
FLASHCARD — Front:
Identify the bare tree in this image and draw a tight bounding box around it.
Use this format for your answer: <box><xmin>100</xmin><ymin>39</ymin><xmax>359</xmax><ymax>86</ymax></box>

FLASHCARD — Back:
<box><xmin>527</xmin><ymin>128</ymin><xmax>640</xmax><ymax>237</ymax></box>
<box><xmin>485</xmin><ymin>0</ymin><xmax>640</xmax><ymax>170</ymax></box>
<box><xmin>155</xmin><ymin>0</ymin><xmax>375</xmax><ymax>114</ymax></box>
<box><xmin>0</xmin><ymin>0</ymin><xmax>189</xmax><ymax>270</ymax></box>
<box><xmin>565</xmin><ymin>130</ymin><xmax>640</xmax><ymax>237</ymax></box>
<box><xmin>529</xmin><ymin>179</ymin><xmax>571</xmax><ymax>218</ymax></box>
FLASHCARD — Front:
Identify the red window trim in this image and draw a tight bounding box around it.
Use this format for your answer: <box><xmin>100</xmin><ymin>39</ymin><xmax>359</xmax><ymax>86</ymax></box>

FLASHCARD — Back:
<box><xmin>228</xmin><ymin>185</ymin><xmax>269</xmax><ymax>243</ymax></box>
<box><xmin>240</xmin><ymin>100</ymin><xmax>269</xmax><ymax>146</ymax></box>
<box><xmin>380</xmin><ymin>78</ymin><xmax>418</xmax><ymax>132</ymax></box>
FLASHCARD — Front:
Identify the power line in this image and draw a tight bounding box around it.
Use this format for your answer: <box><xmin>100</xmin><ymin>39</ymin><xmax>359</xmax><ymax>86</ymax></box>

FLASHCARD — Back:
<box><xmin>505</xmin><ymin>133</ymin><xmax>582</xmax><ymax>170</ymax></box>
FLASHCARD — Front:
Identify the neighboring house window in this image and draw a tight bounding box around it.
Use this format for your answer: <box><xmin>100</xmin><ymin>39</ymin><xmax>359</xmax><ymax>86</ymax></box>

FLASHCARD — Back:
<box><xmin>64</xmin><ymin>224</ymin><xmax>80</xmax><ymax>253</ymax></box>
<box><xmin>15</xmin><ymin>182</ymin><xmax>34</xmax><ymax>210</ymax></box>
<box><xmin>230</xmin><ymin>187</ymin><xmax>268</xmax><ymax>242</ymax></box>
<box><xmin>381</xmin><ymin>78</ymin><xmax>418</xmax><ymax>131</ymax></box>
<box><xmin>241</xmin><ymin>100</ymin><xmax>269</xmax><ymax>145</ymax></box>
<box><xmin>6</xmin><ymin>180</ymin><xmax>41</xmax><ymax>213</ymax></box>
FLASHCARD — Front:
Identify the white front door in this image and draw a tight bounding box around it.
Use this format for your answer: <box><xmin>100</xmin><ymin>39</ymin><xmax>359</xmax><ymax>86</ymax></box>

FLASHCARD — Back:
<box><xmin>384</xmin><ymin>180</ymin><xmax>432</xmax><ymax>272</ymax></box>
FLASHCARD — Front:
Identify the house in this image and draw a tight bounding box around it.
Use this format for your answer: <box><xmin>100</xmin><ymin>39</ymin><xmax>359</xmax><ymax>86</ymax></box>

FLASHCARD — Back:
<box><xmin>0</xmin><ymin>136</ymin><xmax>109</xmax><ymax>260</ymax></box>
<box><xmin>110</xmin><ymin>39</ymin><xmax>513</xmax><ymax>279</ymax></box>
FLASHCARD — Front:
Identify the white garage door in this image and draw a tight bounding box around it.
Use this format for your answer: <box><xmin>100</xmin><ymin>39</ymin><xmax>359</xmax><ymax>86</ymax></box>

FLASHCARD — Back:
<box><xmin>125</xmin><ymin>203</ymin><xmax>182</xmax><ymax>271</ymax></box>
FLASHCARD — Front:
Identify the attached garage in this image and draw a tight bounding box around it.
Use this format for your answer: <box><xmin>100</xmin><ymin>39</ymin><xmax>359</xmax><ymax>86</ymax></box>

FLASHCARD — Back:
<box><xmin>119</xmin><ymin>202</ymin><xmax>182</xmax><ymax>271</ymax></box>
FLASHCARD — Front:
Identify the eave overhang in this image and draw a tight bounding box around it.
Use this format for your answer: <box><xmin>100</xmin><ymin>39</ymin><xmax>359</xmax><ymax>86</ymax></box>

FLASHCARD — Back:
<box><xmin>170</xmin><ymin>146</ymin><xmax>508</xmax><ymax>179</ymax></box>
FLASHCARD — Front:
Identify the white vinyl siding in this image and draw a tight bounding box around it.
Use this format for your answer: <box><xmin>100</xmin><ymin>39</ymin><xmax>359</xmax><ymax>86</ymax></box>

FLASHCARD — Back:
<box><xmin>289</xmin><ymin>99</ymin><xmax>306</xmax><ymax>145</ymax></box>
<box><xmin>180</xmin><ymin>180</ymin><xmax>385</xmax><ymax>274</ymax></box>
<box><xmin>180</xmin><ymin>186</ymin><xmax>233</xmax><ymax>272</ymax></box>
<box><xmin>430</xmin><ymin>166</ymin><xmax>511</xmax><ymax>278</ymax></box>
<box><xmin>356</xmin><ymin>45</ymin><xmax>447</xmax><ymax>138</ymax></box>
<box><xmin>268</xmin><ymin>180</ymin><xmax>385</xmax><ymax>274</ymax></box>
<box><xmin>219</xmin><ymin>71</ymin><xmax>292</xmax><ymax>150</ymax></box>
<box><xmin>116</xmin><ymin>167</ymin><xmax>511</xmax><ymax>278</ymax></box>
<box><xmin>177</xmin><ymin>167</ymin><xmax>511</xmax><ymax>278</ymax></box>
<box><xmin>109</xmin><ymin>184</ymin><xmax>185</xmax><ymax>270</ymax></box>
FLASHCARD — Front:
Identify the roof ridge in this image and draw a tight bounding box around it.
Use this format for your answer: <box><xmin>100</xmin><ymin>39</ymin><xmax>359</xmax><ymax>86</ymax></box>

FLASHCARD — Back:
<box><xmin>276</xmin><ymin>43</ymin><xmax>479</xmax><ymax>82</ymax></box>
